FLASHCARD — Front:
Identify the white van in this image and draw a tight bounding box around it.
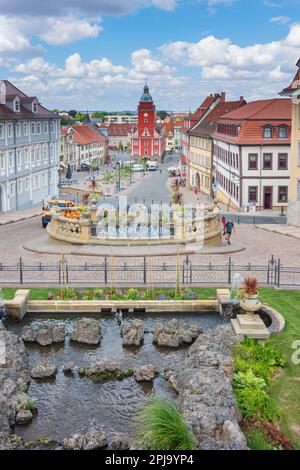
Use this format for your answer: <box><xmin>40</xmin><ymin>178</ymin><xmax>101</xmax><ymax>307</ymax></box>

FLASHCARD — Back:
<box><xmin>132</xmin><ymin>164</ymin><xmax>144</xmax><ymax>172</ymax></box>
<box><xmin>147</xmin><ymin>161</ymin><xmax>158</xmax><ymax>171</ymax></box>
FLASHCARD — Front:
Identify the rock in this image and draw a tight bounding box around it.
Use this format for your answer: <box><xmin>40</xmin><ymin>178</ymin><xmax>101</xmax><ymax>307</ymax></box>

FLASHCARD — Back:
<box><xmin>31</xmin><ymin>362</ymin><xmax>57</xmax><ymax>379</ymax></box>
<box><xmin>21</xmin><ymin>323</ymin><xmax>65</xmax><ymax>346</ymax></box>
<box><xmin>21</xmin><ymin>325</ymin><xmax>36</xmax><ymax>343</ymax></box>
<box><xmin>12</xmin><ymin>392</ymin><xmax>37</xmax><ymax>413</ymax></box>
<box><xmin>15</xmin><ymin>410</ymin><xmax>33</xmax><ymax>425</ymax></box>
<box><xmin>79</xmin><ymin>359</ymin><xmax>133</xmax><ymax>382</ymax></box>
<box><xmin>70</xmin><ymin>318</ymin><xmax>101</xmax><ymax>345</ymax></box>
<box><xmin>153</xmin><ymin>319</ymin><xmax>202</xmax><ymax>348</ymax></box>
<box><xmin>164</xmin><ymin>323</ymin><xmax>247</xmax><ymax>450</ymax></box>
<box><xmin>111</xmin><ymin>434</ymin><xmax>130</xmax><ymax>450</ymax></box>
<box><xmin>134</xmin><ymin>364</ymin><xmax>157</xmax><ymax>382</ymax></box>
<box><xmin>121</xmin><ymin>319</ymin><xmax>144</xmax><ymax>346</ymax></box>
<box><xmin>62</xmin><ymin>427</ymin><xmax>107</xmax><ymax>450</ymax></box>
<box><xmin>0</xmin><ymin>323</ymin><xmax>30</xmax><ymax>449</ymax></box>
<box><xmin>62</xmin><ymin>362</ymin><xmax>75</xmax><ymax>373</ymax></box>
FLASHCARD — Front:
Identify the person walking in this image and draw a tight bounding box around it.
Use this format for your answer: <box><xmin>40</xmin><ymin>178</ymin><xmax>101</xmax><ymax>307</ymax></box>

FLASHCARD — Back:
<box><xmin>225</xmin><ymin>219</ymin><xmax>234</xmax><ymax>245</ymax></box>
<box><xmin>221</xmin><ymin>215</ymin><xmax>226</xmax><ymax>235</ymax></box>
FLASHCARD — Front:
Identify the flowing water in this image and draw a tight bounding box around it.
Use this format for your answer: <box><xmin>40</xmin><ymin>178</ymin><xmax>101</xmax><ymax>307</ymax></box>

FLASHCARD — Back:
<box><xmin>8</xmin><ymin>311</ymin><xmax>226</xmax><ymax>443</ymax></box>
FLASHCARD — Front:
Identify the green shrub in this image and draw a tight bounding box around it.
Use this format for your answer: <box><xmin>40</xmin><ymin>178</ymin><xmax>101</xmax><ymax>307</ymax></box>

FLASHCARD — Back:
<box><xmin>134</xmin><ymin>398</ymin><xmax>196</xmax><ymax>450</ymax></box>
<box><xmin>233</xmin><ymin>371</ymin><xmax>279</xmax><ymax>422</ymax></box>
<box><xmin>246</xmin><ymin>430</ymin><xmax>274</xmax><ymax>450</ymax></box>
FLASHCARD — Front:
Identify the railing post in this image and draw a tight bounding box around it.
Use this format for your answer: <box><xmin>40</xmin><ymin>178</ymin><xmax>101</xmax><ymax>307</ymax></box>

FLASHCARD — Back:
<box><xmin>143</xmin><ymin>256</ymin><xmax>147</xmax><ymax>285</ymax></box>
<box><xmin>228</xmin><ymin>256</ymin><xmax>232</xmax><ymax>285</ymax></box>
<box><xmin>65</xmin><ymin>258</ymin><xmax>69</xmax><ymax>285</ymax></box>
<box><xmin>19</xmin><ymin>257</ymin><xmax>23</xmax><ymax>285</ymax></box>
<box><xmin>104</xmin><ymin>256</ymin><xmax>108</xmax><ymax>284</ymax></box>
<box><xmin>277</xmin><ymin>259</ymin><xmax>281</xmax><ymax>287</ymax></box>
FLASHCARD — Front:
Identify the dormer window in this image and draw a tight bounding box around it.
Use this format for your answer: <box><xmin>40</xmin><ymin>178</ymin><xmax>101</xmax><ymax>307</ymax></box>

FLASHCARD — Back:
<box><xmin>278</xmin><ymin>125</ymin><xmax>288</xmax><ymax>139</ymax></box>
<box><xmin>14</xmin><ymin>98</ymin><xmax>20</xmax><ymax>112</ymax></box>
<box><xmin>263</xmin><ymin>126</ymin><xmax>273</xmax><ymax>139</ymax></box>
<box><xmin>32</xmin><ymin>101</ymin><xmax>37</xmax><ymax>113</ymax></box>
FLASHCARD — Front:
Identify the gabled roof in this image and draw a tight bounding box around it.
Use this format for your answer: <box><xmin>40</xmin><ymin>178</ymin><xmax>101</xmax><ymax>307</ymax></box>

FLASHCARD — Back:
<box><xmin>189</xmin><ymin>98</ymin><xmax>246</xmax><ymax>138</ymax></box>
<box><xmin>218</xmin><ymin>98</ymin><xmax>291</xmax><ymax>121</ymax></box>
<box><xmin>0</xmin><ymin>80</ymin><xmax>58</xmax><ymax>119</ymax></box>
<box><xmin>71</xmin><ymin>125</ymin><xmax>107</xmax><ymax>145</ymax></box>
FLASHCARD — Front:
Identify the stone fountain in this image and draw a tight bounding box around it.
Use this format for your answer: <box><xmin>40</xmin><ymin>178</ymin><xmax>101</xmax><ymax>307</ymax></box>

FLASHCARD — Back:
<box><xmin>231</xmin><ymin>298</ymin><xmax>270</xmax><ymax>340</ymax></box>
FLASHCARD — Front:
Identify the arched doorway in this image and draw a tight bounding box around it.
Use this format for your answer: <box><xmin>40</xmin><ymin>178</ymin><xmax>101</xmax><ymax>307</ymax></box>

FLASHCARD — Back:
<box><xmin>195</xmin><ymin>173</ymin><xmax>200</xmax><ymax>191</ymax></box>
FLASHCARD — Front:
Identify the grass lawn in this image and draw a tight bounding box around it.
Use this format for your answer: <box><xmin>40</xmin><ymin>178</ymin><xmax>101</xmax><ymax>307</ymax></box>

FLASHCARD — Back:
<box><xmin>259</xmin><ymin>288</ymin><xmax>300</xmax><ymax>449</ymax></box>
<box><xmin>1</xmin><ymin>285</ymin><xmax>299</xmax><ymax>448</ymax></box>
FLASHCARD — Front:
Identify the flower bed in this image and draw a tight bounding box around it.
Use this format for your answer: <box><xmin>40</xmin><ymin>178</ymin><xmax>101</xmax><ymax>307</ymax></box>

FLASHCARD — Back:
<box><xmin>48</xmin><ymin>287</ymin><xmax>200</xmax><ymax>302</ymax></box>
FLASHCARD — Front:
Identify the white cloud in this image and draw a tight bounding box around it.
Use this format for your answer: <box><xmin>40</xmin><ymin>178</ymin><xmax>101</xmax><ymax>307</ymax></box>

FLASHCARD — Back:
<box><xmin>131</xmin><ymin>48</ymin><xmax>175</xmax><ymax>74</ymax></box>
<box><xmin>0</xmin><ymin>16</ymin><xmax>34</xmax><ymax>53</ymax></box>
<box><xmin>270</xmin><ymin>16</ymin><xmax>291</xmax><ymax>24</ymax></box>
<box><xmin>40</xmin><ymin>17</ymin><xmax>102</xmax><ymax>45</ymax></box>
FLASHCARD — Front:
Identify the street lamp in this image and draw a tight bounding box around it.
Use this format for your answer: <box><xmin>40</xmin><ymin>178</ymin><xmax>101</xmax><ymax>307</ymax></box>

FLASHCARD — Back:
<box><xmin>116</xmin><ymin>161</ymin><xmax>121</xmax><ymax>192</ymax></box>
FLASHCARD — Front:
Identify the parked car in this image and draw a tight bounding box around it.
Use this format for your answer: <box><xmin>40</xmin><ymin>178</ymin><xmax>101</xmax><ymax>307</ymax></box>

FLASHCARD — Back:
<box><xmin>80</xmin><ymin>163</ymin><xmax>91</xmax><ymax>171</ymax></box>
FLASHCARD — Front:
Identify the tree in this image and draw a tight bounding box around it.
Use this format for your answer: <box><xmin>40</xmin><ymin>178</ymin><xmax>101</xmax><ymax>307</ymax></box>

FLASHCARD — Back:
<box><xmin>52</xmin><ymin>109</ymin><xmax>59</xmax><ymax>114</ymax></box>
<box><xmin>92</xmin><ymin>112</ymin><xmax>107</xmax><ymax>119</ymax></box>
<box><xmin>68</xmin><ymin>110</ymin><xmax>77</xmax><ymax>117</ymax></box>
<box><xmin>157</xmin><ymin>111</ymin><xmax>170</xmax><ymax>121</ymax></box>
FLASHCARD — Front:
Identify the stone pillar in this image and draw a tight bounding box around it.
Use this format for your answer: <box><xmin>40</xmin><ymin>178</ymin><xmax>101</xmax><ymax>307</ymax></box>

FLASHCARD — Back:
<box><xmin>5</xmin><ymin>289</ymin><xmax>30</xmax><ymax>320</ymax></box>
<box><xmin>80</xmin><ymin>221</ymin><xmax>91</xmax><ymax>241</ymax></box>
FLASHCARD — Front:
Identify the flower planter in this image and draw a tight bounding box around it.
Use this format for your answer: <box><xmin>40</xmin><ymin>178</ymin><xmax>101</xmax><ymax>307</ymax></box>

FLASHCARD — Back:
<box><xmin>244</xmin><ymin>293</ymin><xmax>259</xmax><ymax>305</ymax></box>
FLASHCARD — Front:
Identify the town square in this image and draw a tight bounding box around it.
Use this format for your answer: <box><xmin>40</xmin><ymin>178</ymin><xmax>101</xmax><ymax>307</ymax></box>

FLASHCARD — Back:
<box><xmin>0</xmin><ymin>0</ymin><xmax>300</xmax><ymax>459</ymax></box>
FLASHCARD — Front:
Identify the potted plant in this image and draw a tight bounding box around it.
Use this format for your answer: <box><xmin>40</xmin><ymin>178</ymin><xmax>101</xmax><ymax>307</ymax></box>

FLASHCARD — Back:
<box><xmin>80</xmin><ymin>205</ymin><xmax>91</xmax><ymax>219</ymax></box>
<box><xmin>243</xmin><ymin>277</ymin><xmax>259</xmax><ymax>304</ymax></box>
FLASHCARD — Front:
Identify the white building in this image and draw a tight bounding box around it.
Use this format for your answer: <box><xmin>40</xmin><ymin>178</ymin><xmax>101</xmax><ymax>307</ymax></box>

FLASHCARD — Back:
<box><xmin>213</xmin><ymin>99</ymin><xmax>292</xmax><ymax>211</ymax></box>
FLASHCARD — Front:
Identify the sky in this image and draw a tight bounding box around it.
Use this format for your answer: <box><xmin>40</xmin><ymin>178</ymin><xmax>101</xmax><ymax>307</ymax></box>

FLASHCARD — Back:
<box><xmin>0</xmin><ymin>0</ymin><xmax>300</xmax><ymax>111</ymax></box>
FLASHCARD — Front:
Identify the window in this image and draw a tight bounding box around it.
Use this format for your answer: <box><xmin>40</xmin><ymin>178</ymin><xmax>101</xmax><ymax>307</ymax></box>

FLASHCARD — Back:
<box><xmin>44</xmin><ymin>121</ymin><xmax>49</xmax><ymax>134</ymax></box>
<box><xmin>7</xmin><ymin>123</ymin><xmax>13</xmax><ymax>138</ymax></box>
<box><xmin>23</xmin><ymin>122</ymin><xmax>28</xmax><ymax>136</ymax></box>
<box><xmin>32</xmin><ymin>101</ymin><xmax>37</xmax><ymax>113</ymax></box>
<box><xmin>42</xmin><ymin>172</ymin><xmax>47</xmax><ymax>186</ymax></box>
<box><xmin>278</xmin><ymin>153</ymin><xmax>288</xmax><ymax>170</ymax></box>
<box><xmin>278</xmin><ymin>126</ymin><xmax>288</xmax><ymax>139</ymax></box>
<box><xmin>25</xmin><ymin>178</ymin><xmax>29</xmax><ymax>191</ymax></box>
<box><xmin>43</xmin><ymin>144</ymin><xmax>48</xmax><ymax>161</ymax></box>
<box><xmin>263</xmin><ymin>126</ymin><xmax>273</xmax><ymax>139</ymax></box>
<box><xmin>0</xmin><ymin>124</ymin><xmax>4</xmax><ymax>139</ymax></box>
<box><xmin>16</xmin><ymin>123</ymin><xmax>21</xmax><ymax>137</ymax></box>
<box><xmin>50</xmin><ymin>121</ymin><xmax>55</xmax><ymax>133</ymax></box>
<box><xmin>36</xmin><ymin>145</ymin><xmax>41</xmax><ymax>162</ymax></box>
<box><xmin>278</xmin><ymin>186</ymin><xmax>288</xmax><ymax>203</ymax></box>
<box><xmin>31</xmin><ymin>122</ymin><xmax>35</xmax><ymax>135</ymax></box>
<box><xmin>9</xmin><ymin>152</ymin><xmax>14</xmax><ymax>168</ymax></box>
<box><xmin>31</xmin><ymin>147</ymin><xmax>36</xmax><ymax>163</ymax></box>
<box><xmin>24</xmin><ymin>148</ymin><xmax>29</xmax><ymax>164</ymax></box>
<box><xmin>144</xmin><ymin>141</ymin><xmax>148</xmax><ymax>146</ymax></box>
<box><xmin>14</xmin><ymin>98</ymin><xmax>20</xmax><ymax>112</ymax></box>
<box><xmin>249</xmin><ymin>186</ymin><xmax>258</xmax><ymax>202</ymax></box>
<box><xmin>36</xmin><ymin>122</ymin><xmax>41</xmax><ymax>134</ymax></box>
<box><xmin>10</xmin><ymin>183</ymin><xmax>15</xmax><ymax>197</ymax></box>
<box><xmin>0</xmin><ymin>154</ymin><xmax>5</xmax><ymax>170</ymax></box>
<box><xmin>17</xmin><ymin>150</ymin><xmax>22</xmax><ymax>167</ymax></box>
<box><xmin>18</xmin><ymin>180</ymin><xmax>22</xmax><ymax>193</ymax></box>
<box><xmin>248</xmin><ymin>153</ymin><xmax>258</xmax><ymax>170</ymax></box>
<box><xmin>263</xmin><ymin>153</ymin><xmax>272</xmax><ymax>170</ymax></box>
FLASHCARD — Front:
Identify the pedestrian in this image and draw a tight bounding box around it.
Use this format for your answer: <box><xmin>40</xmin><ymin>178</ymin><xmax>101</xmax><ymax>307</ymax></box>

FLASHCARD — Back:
<box><xmin>221</xmin><ymin>215</ymin><xmax>226</xmax><ymax>235</ymax></box>
<box><xmin>115</xmin><ymin>309</ymin><xmax>123</xmax><ymax>327</ymax></box>
<box><xmin>225</xmin><ymin>219</ymin><xmax>234</xmax><ymax>245</ymax></box>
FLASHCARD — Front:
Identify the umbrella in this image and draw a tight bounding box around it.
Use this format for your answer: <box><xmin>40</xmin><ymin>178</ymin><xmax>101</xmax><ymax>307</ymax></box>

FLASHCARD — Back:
<box><xmin>66</xmin><ymin>164</ymin><xmax>72</xmax><ymax>180</ymax></box>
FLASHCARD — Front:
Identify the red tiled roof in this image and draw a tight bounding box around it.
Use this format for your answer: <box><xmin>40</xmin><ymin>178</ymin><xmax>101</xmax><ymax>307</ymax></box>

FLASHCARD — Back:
<box><xmin>281</xmin><ymin>67</ymin><xmax>300</xmax><ymax>95</ymax></box>
<box><xmin>213</xmin><ymin>98</ymin><xmax>292</xmax><ymax>145</ymax></box>
<box><xmin>108</xmin><ymin>123</ymin><xmax>135</xmax><ymax>136</ymax></box>
<box><xmin>189</xmin><ymin>98</ymin><xmax>246</xmax><ymax>138</ymax></box>
<box><xmin>71</xmin><ymin>125</ymin><xmax>106</xmax><ymax>145</ymax></box>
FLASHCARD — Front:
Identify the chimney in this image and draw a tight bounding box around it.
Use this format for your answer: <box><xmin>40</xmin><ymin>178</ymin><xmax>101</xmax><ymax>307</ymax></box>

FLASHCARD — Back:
<box><xmin>240</xmin><ymin>96</ymin><xmax>244</xmax><ymax>101</ymax></box>
<box><xmin>221</xmin><ymin>92</ymin><xmax>226</xmax><ymax>102</ymax></box>
<box><xmin>214</xmin><ymin>93</ymin><xmax>219</xmax><ymax>98</ymax></box>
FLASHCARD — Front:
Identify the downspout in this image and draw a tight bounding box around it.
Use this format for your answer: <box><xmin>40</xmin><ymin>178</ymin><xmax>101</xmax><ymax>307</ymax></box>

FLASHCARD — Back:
<box><xmin>259</xmin><ymin>144</ymin><xmax>263</xmax><ymax>210</ymax></box>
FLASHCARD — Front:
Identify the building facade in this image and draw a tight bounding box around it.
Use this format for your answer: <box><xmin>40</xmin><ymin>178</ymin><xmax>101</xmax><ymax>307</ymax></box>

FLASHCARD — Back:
<box><xmin>212</xmin><ymin>99</ymin><xmax>292</xmax><ymax>211</ymax></box>
<box><xmin>108</xmin><ymin>124</ymin><xmax>135</xmax><ymax>151</ymax></box>
<box><xmin>103</xmin><ymin>114</ymin><xmax>138</xmax><ymax>125</ymax></box>
<box><xmin>188</xmin><ymin>93</ymin><xmax>246</xmax><ymax>197</ymax></box>
<box><xmin>131</xmin><ymin>84</ymin><xmax>166</xmax><ymax>161</ymax></box>
<box><xmin>0</xmin><ymin>80</ymin><xmax>60</xmax><ymax>212</ymax></box>
<box><xmin>60</xmin><ymin>124</ymin><xmax>107</xmax><ymax>171</ymax></box>
<box><xmin>280</xmin><ymin>58</ymin><xmax>300</xmax><ymax>225</ymax></box>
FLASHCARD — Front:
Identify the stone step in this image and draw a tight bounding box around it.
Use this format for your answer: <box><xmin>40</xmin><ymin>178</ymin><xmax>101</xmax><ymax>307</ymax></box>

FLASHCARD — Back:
<box><xmin>231</xmin><ymin>318</ymin><xmax>270</xmax><ymax>340</ymax></box>
<box><xmin>236</xmin><ymin>314</ymin><xmax>266</xmax><ymax>330</ymax></box>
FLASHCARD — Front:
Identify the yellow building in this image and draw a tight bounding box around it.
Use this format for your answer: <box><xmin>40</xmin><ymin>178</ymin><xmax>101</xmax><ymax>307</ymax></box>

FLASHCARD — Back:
<box><xmin>280</xmin><ymin>58</ymin><xmax>300</xmax><ymax>225</ymax></box>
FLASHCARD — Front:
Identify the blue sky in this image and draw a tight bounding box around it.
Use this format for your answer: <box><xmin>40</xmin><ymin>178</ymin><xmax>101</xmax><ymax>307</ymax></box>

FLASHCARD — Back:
<box><xmin>0</xmin><ymin>0</ymin><xmax>300</xmax><ymax>111</ymax></box>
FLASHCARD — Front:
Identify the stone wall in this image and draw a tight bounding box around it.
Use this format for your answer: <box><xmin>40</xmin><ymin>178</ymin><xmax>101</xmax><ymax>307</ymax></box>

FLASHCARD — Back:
<box><xmin>0</xmin><ymin>321</ymin><xmax>30</xmax><ymax>449</ymax></box>
<box><xmin>165</xmin><ymin>323</ymin><xmax>248</xmax><ymax>450</ymax></box>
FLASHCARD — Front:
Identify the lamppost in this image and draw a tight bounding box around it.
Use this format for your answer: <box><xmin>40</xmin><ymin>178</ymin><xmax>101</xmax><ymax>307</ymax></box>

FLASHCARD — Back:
<box><xmin>116</xmin><ymin>161</ymin><xmax>121</xmax><ymax>192</ymax></box>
